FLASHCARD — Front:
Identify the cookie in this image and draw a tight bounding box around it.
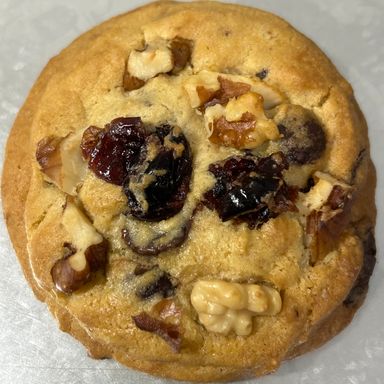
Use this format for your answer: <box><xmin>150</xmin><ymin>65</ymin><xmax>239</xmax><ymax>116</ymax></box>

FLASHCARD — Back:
<box><xmin>2</xmin><ymin>1</ymin><xmax>376</xmax><ymax>382</ymax></box>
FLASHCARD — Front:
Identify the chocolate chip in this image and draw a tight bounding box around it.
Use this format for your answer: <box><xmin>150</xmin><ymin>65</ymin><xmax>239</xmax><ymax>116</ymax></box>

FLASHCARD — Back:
<box><xmin>274</xmin><ymin>105</ymin><xmax>326</xmax><ymax>165</ymax></box>
<box><xmin>256</xmin><ymin>69</ymin><xmax>268</xmax><ymax>80</ymax></box>
<box><xmin>136</xmin><ymin>271</ymin><xmax>176</xmax><ymax>300</ymax></box>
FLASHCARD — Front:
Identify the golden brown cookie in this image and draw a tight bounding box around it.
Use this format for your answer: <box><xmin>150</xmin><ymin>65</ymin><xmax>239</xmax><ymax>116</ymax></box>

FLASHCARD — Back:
<box><xmin>2</xmin><ymin>1</ymin><xmax>376</xmax><ymax>382</ymax></box>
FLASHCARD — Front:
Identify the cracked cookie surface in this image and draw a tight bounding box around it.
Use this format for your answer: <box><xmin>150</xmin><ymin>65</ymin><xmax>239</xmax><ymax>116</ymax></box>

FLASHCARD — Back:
<box><xmin>1</xmin><ymin>1</ymin><xmax>376</xmax><ymax>382</ymax></box>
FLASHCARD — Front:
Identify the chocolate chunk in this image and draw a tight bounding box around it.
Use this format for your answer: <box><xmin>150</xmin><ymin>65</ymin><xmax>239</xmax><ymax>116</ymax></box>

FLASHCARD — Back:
<box><xmin>135</xmin><ymin>270</ymin><xmax>176</xmax><ymax>299</ymax></box>
<box><xmin>274</xmin><ymin>105</ymin><xmax>326</xmax><ymax>165</ymax></box>
<box><xmin>170</xmin><ymin>37</ymin><xmax>192</xmax><ymax>75</ymax></box>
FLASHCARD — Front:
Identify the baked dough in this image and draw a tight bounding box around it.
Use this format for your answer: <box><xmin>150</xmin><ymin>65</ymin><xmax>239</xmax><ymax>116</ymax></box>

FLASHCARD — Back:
<box><xmin>2</xmin><ymin>1</ymin><xmax>376</xmax><ymax>381</ymax></box>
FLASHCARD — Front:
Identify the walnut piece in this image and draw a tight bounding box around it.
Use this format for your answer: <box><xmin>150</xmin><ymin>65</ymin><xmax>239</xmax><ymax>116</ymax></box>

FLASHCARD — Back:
<box><xmin>191</xmin><ymin>280</ymin><xmax>282</xmax><ymax>336</ymax></box>
<box><xmin>184</xmin><ymin>70</ymin><xmax>284</xmax><ymax>109</ymax></box>
<box><xmin>128</xmin><ymin>41</ymin><xmax>174</xmax><ymax>81</ymax></box>
<box><xmin>298</xmin><ymin>172</ymin><xmax>352</xmax><ymax>215</ymax></box>
<box><xmin>206</xmin><ymin>92</ymin><xmax>280</xmax><ymax>149</ymax></box>
<box><xmin>124</xmin><ymin>36</ymin><xmax>192</xmax><ymax>91</ymax></box>
<box><xmin>300</xmin><ymin>173</ymin><xmax>353</xmax><ymax>264</ymax></box>
<box><xmin>132</xmin><ymin>312</ymin><xmax>181</xmax><ymax>352</ymax></box>
<box><xmin>36</xmin><ymin>130</ymin><xmax>87</xmax><ymax>195</ymax></box>
<box><xmin>51</xmin><ymin>202</ymin><xmax>108</xmax><ymax>293</ymax></box>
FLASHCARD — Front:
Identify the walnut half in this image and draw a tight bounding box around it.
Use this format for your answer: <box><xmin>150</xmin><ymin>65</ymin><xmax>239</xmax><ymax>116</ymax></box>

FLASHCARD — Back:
<box><xmin>51</xmin><ymin>201</ymin><xmax>108</xmax><ymax>293</ymax></box>
<box><xmin>191</xmin><ymin>280</ymin><xmax>282</xmax><ymax>336</ymax></box>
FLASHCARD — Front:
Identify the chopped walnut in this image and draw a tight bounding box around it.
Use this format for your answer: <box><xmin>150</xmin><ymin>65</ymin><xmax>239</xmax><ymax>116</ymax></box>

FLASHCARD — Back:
<box><xmin>298</xmin><ymin>172</ymin><xmax>352</xmax><ymax>215</ymax></box>
<box><xmin>199</xmin><ymin>76</ymin><xmax>252</xmax><ymax>112</ymax></box>
<box><xmin>128</xmin><ymin>41</ymin><xmax>173</xmax><ymax>82</ymax></box>
<box><xmin>51</xmin><ymin>202</ymin><xmax>108</xmax><ymax>293</ymax></box>
<box><xmin>206</xmin><ymin>92</ymin><xmax>280</xmax><ymax>149</ymax></box>
<box><xmin>184</xmin><ymin>70</ymin><xmax>283</xmax><ymax>110</ymax></box>
<box><xmin>132</xmin><ymin>312</ymin><xmax>181</xmax><ymax>352</ymax></box>
<box><xmin>36</xmin><ymin>130</ymin><xmax>87</xmax><ymax>195</ymax></box>
<box><xmin>124</xmin><ymin>36</ymin><xmax>193</xmax><ymax>90</ymax></box>
<box><xmin>152</xmin><ymin>299</ymin><xmax>181</xmax><ymax>322</ymax></box>
<box><xmin>209</xmin><ymin>113</ymin><xmax>256</xmax><ymax>148</ymax></box>
<box><xmin>300</xmin><ymin>172</ymin><xmax>353</xmax><ymax>264</ymax></box>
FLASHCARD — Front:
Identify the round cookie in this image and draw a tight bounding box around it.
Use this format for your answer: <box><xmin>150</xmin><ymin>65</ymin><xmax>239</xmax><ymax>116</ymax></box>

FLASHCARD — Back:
<box><xmin>2</xmin><ymin>1</ymin><xmax>376</xmax><ymax>382</ymax></box>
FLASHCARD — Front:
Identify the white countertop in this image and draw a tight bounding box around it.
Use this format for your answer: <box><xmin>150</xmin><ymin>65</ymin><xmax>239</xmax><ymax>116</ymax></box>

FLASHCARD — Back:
<box><xmin>0</xmin><ymin>1</ymin><xmax>383</xmax><ymax>383</ymax></box>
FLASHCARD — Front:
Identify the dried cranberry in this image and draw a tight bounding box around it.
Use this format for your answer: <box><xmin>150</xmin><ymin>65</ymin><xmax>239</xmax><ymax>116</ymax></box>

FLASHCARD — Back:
<box><xmin>219</xmin><ymin>177</ymin><xmax>280</xmax><ymax>221</ymax></box>
<box><xmin>85</xmin><ymin>117</ymin><xmax>146</xmax><ymax>185</ymax></box>
<box><xmin>81</xmin><ymin>126</ymin><xmax>103</xmax><ymax>160</ymax></box>
<box><xmin>233</xmin><ymin>206</ymin><xmax>277</xmax><ymax>229</ymax></box>
<box><xmin>203</xmin><ymin>153</ymin><xmax>297</xmax><ymax>228</ymax></box>
<box><xmin>124</xmin><ymin>125</ymin><xmax>192</xmax><ymax>221</ymax></box>
<box><xmin>256</xmin><ymin>152</ymin><xmax>288</xmax><ymax>177</ymax></box>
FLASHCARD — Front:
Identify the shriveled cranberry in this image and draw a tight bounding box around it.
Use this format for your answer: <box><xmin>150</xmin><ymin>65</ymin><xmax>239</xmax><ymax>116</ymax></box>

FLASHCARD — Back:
<box><xmin>81</xmin><ymin>126</ymin><xmax>103</xmax><ymax>160</ymax></box>
<box><xmin>219</xmin><ymin>177</ymin><xmax>280</xmax><ymax>221</ymax></box>
<box><xmin>256</xmin><ymin>152</ymin><xmax>288</xmax><ymax>177</ymax></box>
<box><xmin>124</xmin><ymin>125</ymin><xmax>192</xmax><ymax>221</ymax></box>
<box><xmin>272</xmin><ymin>184</ymin><xmax>298</xmax><ymax>213</ymax></box>
<box><xmin>204</xmin><ymin>153</ymin><xmax>297</xmax><ymax>228</ymax></box>
<box><xmin>85</xmin><ymin>117</ymin><xmax>146</xmax><ymax>185</ymax></box>
<box><xmin>233</xmin><ymin>206</ymin><xmax>276</xmax><ymax>229</ymax></box>
<box><xmin>169</xmin><ymin>37</ymin><xmax>192</xmax><ymax>75</ymax></box>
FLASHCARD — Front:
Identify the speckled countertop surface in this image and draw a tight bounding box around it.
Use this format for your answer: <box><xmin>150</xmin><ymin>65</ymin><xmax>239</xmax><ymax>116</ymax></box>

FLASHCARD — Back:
<box><xmin>0</xmin><ymin>1</ymin><xmax>383</xmax><ymax>383</ymax></box>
